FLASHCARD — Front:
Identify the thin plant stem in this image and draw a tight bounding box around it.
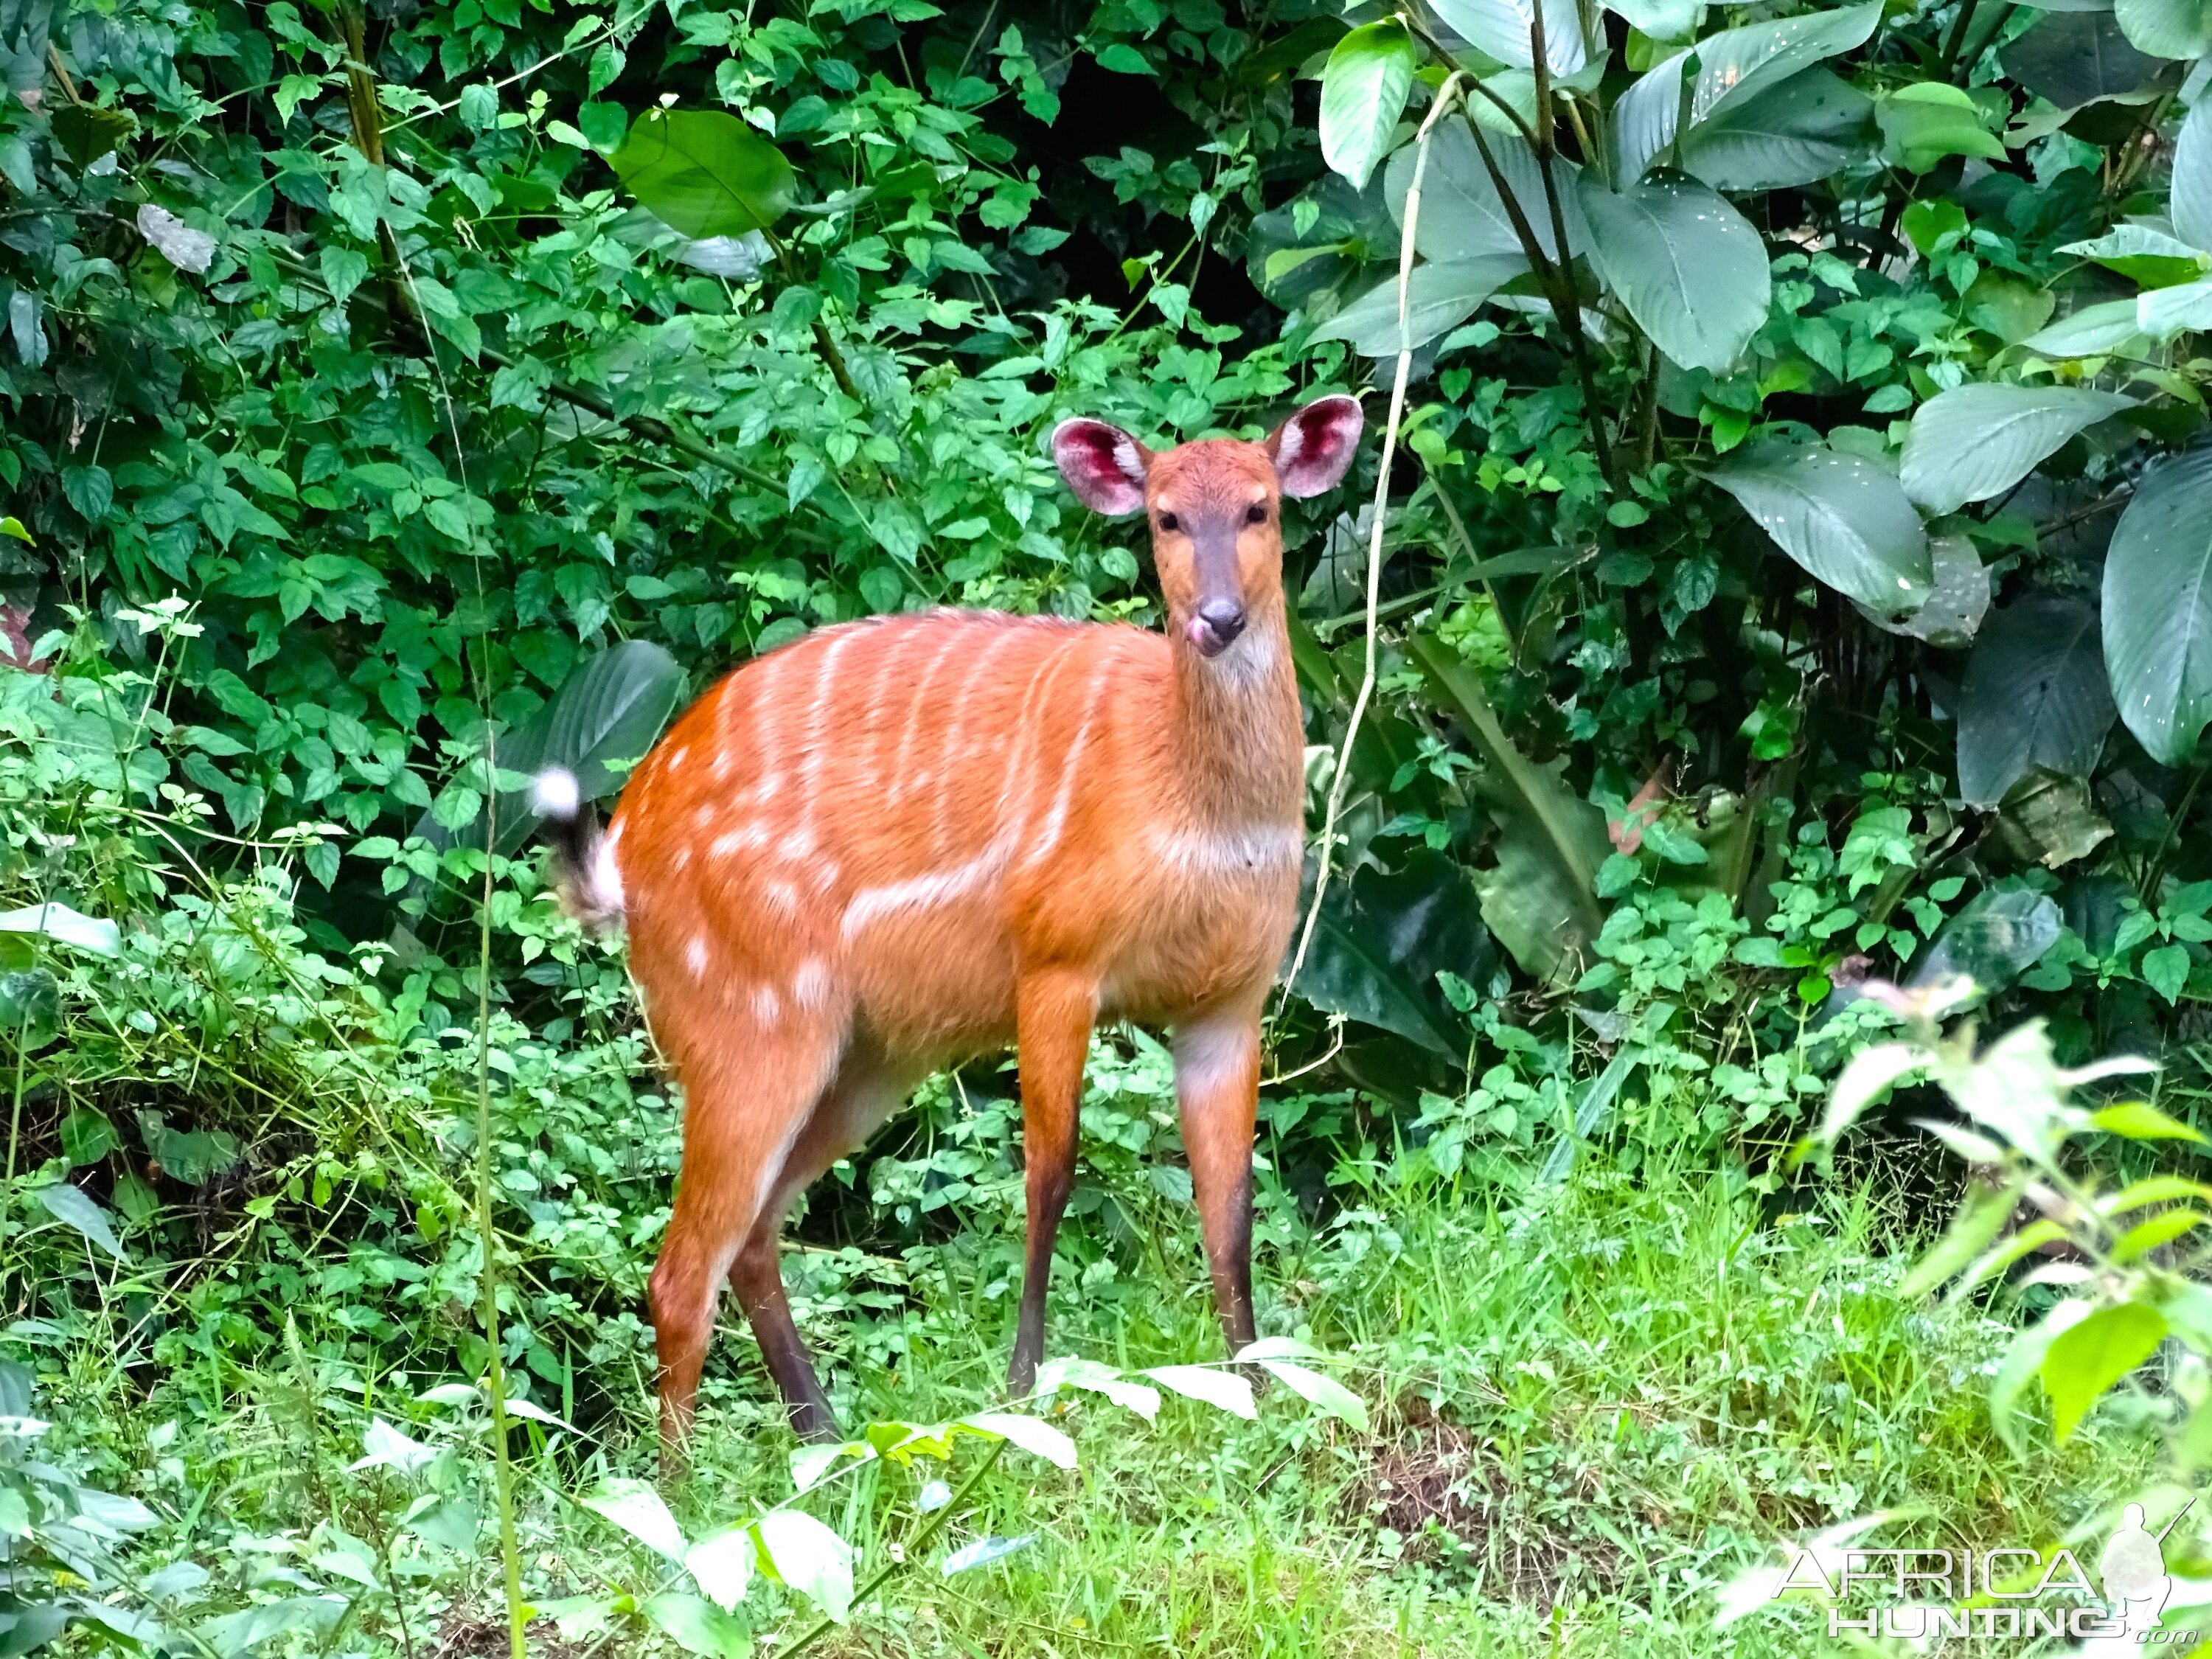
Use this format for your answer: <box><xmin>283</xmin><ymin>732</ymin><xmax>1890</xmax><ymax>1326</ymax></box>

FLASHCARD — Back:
<box><xmin>1284</xmin><ymin>74</ymin><xmax>1464</xmax><ymax>1001</ymax></box>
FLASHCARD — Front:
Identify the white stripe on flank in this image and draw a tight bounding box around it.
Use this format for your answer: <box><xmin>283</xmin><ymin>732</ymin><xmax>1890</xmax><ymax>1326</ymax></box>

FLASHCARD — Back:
<box><xmin>1145</xmin><ymin>824</ymin><xmax>1304</xmax><ymax>876</ymax></box>
<box><xmin>890</xmin><ymin>630</ymin><xmax>964</xmax><ymax>807</ymax></box>
<box><xmin>712</xmin><ymin>823</ymin><xmax>771</xmax><ymax>859</ymax></box>
<box><xmin>1020</xmin><ymin>655</ymin><xmax>1109</xmax><ymax>869</ymax></box>
<box><xmin>926</xmin><ymin>625</ymin><xmax>1024</xmax><ymax>859</ymax></box>
<box><xmin>841</xmin><ymin>855</ymin><xmax>999</xmax><ymax>939</ymax></box>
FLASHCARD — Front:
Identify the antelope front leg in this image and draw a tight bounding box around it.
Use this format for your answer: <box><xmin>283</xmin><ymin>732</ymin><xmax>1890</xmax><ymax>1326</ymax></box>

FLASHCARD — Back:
<box><xmin>1009</xmin><ymin>969</ymin><xmax>1097</xmax><ymax>1397</ymax></box>
<box><xmin>1173</xmin><ymin>1007</ymin><xmax>1262</xmax><ymax>1357</ymax></box>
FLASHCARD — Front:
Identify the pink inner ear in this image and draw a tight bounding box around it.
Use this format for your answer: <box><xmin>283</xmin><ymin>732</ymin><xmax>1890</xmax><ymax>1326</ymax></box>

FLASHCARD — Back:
<box><xmin>1052</xmin><ymin>419</ymin><xmax>1148</xmax><ymax>515</ymax></box>
<box><xmin>1273</xmin><ymin>396</ymin><xmax>1363</xmax><ymax>498</ymax></box>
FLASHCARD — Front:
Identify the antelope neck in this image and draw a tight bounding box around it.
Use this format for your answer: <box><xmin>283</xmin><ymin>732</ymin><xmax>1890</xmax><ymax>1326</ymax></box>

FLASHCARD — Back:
<box><xmin>1166</xmin><ymin>603</ymin><xmax>1304</xmax><ymax>829</ymax></box>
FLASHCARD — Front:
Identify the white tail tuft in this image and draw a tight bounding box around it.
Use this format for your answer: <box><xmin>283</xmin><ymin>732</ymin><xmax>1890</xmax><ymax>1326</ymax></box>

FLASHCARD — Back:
<box><xmin>530</xmin><ymin>765</ymin><xmax>582</xmax><ymax>821</ymax></box>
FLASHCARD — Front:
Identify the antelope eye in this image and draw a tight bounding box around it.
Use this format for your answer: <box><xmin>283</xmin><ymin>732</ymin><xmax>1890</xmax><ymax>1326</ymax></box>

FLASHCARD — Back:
<box><xmin>1158</xmin><ymin>511</ymin><xmax>1180</xmax><ymax>533</ymax></box>
<box><xmin>1245</xmin><ymin>502</ymin><xmax>1269</xmax><ymax>524</ymax></box>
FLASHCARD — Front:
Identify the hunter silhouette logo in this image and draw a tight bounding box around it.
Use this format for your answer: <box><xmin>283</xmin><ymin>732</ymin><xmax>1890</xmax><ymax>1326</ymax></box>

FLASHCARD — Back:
<box><xmin>1753</xmin><ymin>1499</ymin><xmax>2201</xmax><ymax>1643</ymax></box>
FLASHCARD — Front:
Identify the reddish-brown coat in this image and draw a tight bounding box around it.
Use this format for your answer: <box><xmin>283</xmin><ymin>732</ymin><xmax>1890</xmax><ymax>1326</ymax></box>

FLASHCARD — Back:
<box><xmin>563</xmin><ymin>395</ymin><xmax>1364</xmax><ymax>1446</ymax></box>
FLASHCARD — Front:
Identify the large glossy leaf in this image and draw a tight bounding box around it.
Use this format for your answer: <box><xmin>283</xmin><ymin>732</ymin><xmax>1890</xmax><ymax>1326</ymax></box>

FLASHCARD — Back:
<box><xmin>1576</xmin><ymin>170</ymin><xmax>1770</xmax><ymax>372</ymax></box>
<box><xmin>2021</xmin><ymin>296</ymin><xmax>2147</xmax><ymax>358</ymax></box>
<box><xmin>2115</xmin><ymin>0</ymin><xmax>2211</xmax><ymax>58</ymax></box>
<box><xmin>1955</xmin><ymin>594</ymin><xmax>2117</xmax><ymax>807</ymax></box>
<box><xmin>0</xmin><ymin>900</ymin><xmax>120</xmax><ymax>955</ymax></box>
<box><xmin>1319</xmin><ymin>21</ymin><xmax>1415</xmax><ymax>192</ymax></box>
<box><xmin>1308</xmin><ymin>254</ymin><xmax>1529</xmax><ymax>355</ymax></box>
<box><xmin>1708</xmin><ymin>447</ymin><xmax>1933</xmax><ymax>616</ymax></box>
<box><xmin>2176</xmin><ymin>97</ymin><xmax>2212</xmax><ymax>253</ymax></box>
<box><xmin>2002</xmin><ymin>10</ymin><xmax>2163</xmax><ymax>108</ymax></box>
<box><xmin>2059</xmin><ymin>224</ymin><xmax>2207</xmax><ymax>288</ymax></box>
<box><xmin>1247</xmin><ymin>173</ymin><xmax>1394</xmax><ymax>307</ymax></box>
<box><xmin>1406</xmin><ymin>636</ymin><xmax>1610</xmax><ymax>984</ymax></box>
<box><xmin>1427</xmin><ymin>0</ymin><xmax>1596</xmax><ymax>74</ymax></box>
<box><xmin>2042</xmin><ymin>1301</ymin><xmax>2166</xmax><ymax>1440</ymax></box>
<box><xmin>417</xmin><ymin>640</ymin><xmax>686</xmax><ymax>859</ymax></box>
<box><xmin>1876</xmin><ymin>83</ymin><xmax>2008</xmax><ymax>171</ymax></box>
<box><xmin>2104</xmin><ymin>446</ymin><xmax>2212</xmax><ymax>763</ymax></box>
<box><xmin>1899</xmin><ymin>384</ymin><xmax>2135</xmax><ymax>515</ymax></box>
<box><xmin>1908</xmin><ymin>886</ymin><xmax>2062</xmax><ymax>992</ymax></box>
<box><xmin>1679</xmin><ymin>69</ymin><xmax>1876</xmax><ymax>192</ymax></box>
<box><xmin>1896</xmin><ymin>535</ymin><xmax>1991</xmax><ymax>648</ymax></box>
<box><xmin>1604</xmin><ymin>0</ymin><xmax>1700</xmax><ymax>41</ymax></box>
<box><xmin>1290</xmin><ymin>849</ymin><xmax>1495</xmax><ymax>1054</ymax></box>
<box><xmin>608</xmin><ymin>108</ymin><xmax>795</xmax><ymax>238</ymax></box>
<box><xmin>1608</xmin><ymin>2</ymin><xmax>1883</xmax><ymax>183</ymax></box>
<box><xmin>1385</xmin><ymin>125</ymin><xmax>1582</xmax><ymax>263</ymax></box>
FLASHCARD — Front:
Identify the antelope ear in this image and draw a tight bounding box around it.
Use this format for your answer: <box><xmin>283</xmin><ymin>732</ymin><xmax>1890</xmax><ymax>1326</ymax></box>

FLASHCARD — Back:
<box><xmin>1267</xmin><ymin>395</ymin><xmax>1363</xmax><ymax>498</ymax></box>
<box><xmin>1051</xmin><ymin>418</ymin><xmax>1151</xmax><ymax>515</ymax></box>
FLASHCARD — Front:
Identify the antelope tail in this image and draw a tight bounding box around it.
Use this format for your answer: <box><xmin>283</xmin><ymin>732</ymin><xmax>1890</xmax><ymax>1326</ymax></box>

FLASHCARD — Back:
<box><xmin>529</xmin><ymin>767</ymin><xmax>626</xmax><ymax>932</ymax></box>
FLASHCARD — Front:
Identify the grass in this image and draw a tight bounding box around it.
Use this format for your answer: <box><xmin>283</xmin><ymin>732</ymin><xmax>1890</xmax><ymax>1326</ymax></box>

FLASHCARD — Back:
<box><xmin>35</xmin><ymin>1149</ymin><xmax>2143</xmax><ymax>1659</ymax></box>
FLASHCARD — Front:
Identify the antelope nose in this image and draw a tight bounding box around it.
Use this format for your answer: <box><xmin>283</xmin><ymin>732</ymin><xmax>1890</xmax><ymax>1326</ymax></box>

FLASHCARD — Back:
<box><xmin>1192</xmin><ymin>598</ymin><xmax>1246</xmax><ymax>655</ymax></box>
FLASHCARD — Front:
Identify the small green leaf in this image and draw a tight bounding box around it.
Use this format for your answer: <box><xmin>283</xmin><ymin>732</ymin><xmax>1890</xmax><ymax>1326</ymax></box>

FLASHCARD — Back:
<box><xmin>2094</xmin><ymin>1099</ymin><xmax>2205</xmax><ymax>1141</ymax></box>
<box><xmin>959</xmin><ymin>1411</ymin><xmax>1078</xmax><ymax>1469</ymax></box>
<box><xmin>1143</xmin><ymin>1365</ymin><xmax>1257</xmax><ymax>1419</ymax></box>
<box><xmin>37</xmin><ymin>1182</ymin><xmax>124</xmax><ymax>1258</ymax></box>
<box><xmin>2113</xmin><ymin>1208</ymin><xmax>2210</xmax><ymax>1262</ymax></box>
<box><xmin>1254</xmin><ymin>1360</ymin><xmax>1371</xmax><ymax>1432</ymax></box>
<box><xmin>2041</xmin><ymin>1301</ymin><xmax>2167</xmax><ymax>1440</ymax></box>
<box><xmin>753</xmin><ymin>1509</ymin><xmax>853</xmax><ymax>1623</ymax></box>
<box><xmin>2143</xmin><ymin>942</ymin><xmax>2194</xmax><ymax>1004</ymax></box>
<box><xmin>581</xmin><ymin>1478</ymin><xmax>686</xmax><ymax>1561</ymax></box>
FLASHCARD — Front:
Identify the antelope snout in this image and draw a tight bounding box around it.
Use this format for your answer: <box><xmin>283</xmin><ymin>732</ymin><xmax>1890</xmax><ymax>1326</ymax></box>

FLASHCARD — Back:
<box><xmin>1187</xmin><ymin>597</ymin><xmax>1246</xmax><ymax>657</ymax></box>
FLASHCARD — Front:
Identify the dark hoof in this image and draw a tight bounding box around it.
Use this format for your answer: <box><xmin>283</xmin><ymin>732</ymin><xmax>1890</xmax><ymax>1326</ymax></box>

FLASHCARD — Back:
<box><xmin>790</xmin><ymin>1398</ymin><xmax>844</xmax><ymax>1444</ymax></box>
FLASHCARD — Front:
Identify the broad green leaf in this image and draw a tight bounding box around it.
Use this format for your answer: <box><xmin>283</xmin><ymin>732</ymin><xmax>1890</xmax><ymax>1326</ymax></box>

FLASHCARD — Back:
<box><xmin>1246</xmin><ymin>173</ymin><xmax>1395</xmax><ymax>307</ymax></box>
<box><xmin>2059</xmin><ymin>224</ymin><xmax>2207</xmax><ymax>288</ymax></box>
<box><xmin>2136</xmin><ymin>274</ymin><xmax>2212</xmax><ymax>338</ymax></box>
<box><xmin>1707</xmin><ymin>447</ymin><xmax>1933</xmax><ymax>616</ymax></box>
<box><xmin>2115</xmin><ymin>0</ymin><xmax>2212</xmax><ymax>57</ymax></box>
<box><xmin>1319</xmin><ymin>22</ymin><xmax>1415</xmax><ymax>192</ymax></box>
<box><xmin>1822</xmin><ymin>1041</ymin><xmax>1918</xmax><ymax>1144</ymax></box>
<box><xmin>1290</xmin><ymin>849</ymin><xmax>1494</xmax><ymax>1055</ymax></box>
<box><xmin>2096</xmin><ymin>1099</ymin><xmax>2205</xmax><ymax>1141</ymax></box>
<box><xmin>753</xmin><ymin>1509</ymin><xmax>853</xmax><ymax>1623</ymax></box>
<box><xmin>684</xmin><ymin>1529</ymin><xmax>755</xmax><ymax>1613</ymax></box>
<box><xmin>940</xmin><ymin>1534</ymin><xmax>1037</xmax><ymax>1576</ymax></box>
<box><xmin>1899</xmin><ymin>384</ymin><xmax>2135</xmax><ymax>515</ymax></box>
<box><xmin>1992</xmin><ymin>768</ymin><xmax>2115</xmax><ymax>869</ymax></box>
<box><xmin>1876</xmin><ymin>83</ymin><xmax>2006</xmax><ymax>171</ymax></box>
<box><xmin>2143</xmin><ymin>942</ymin><xmax>2192</xmax><ymax>1003</ymax></box>
<box><xmin>1604</xmin><ymin>0</ymin><xmax>1700</xmax><ymax>41</ymax></box>
<box><xmin>1427</xmin><ymin>0</ymin><xmax>1596</xmax><ymax>74</ymax></box>
<box><xmin>1387</xmin><ymin>125</ymin><xmax>1584</xmax><ymax>264</ymax></box>
<box><xmin>2104</xmin><ymin>447</ymin><xmax>2212</xmax><ymax>762</ymax></box>
<box><xmin>1538</xmin><ymin>1043</ymin><xmax>1641</xmax><ymax>1182</ymax></box>
<box><xmin>2002</xmin><ymin>10</ymin><xmax>2163</xmax><ymax>108</ymax></box>
<box><xmin>1309</xmin><ymin>254</ymin><xmax>1529</xmax><ymax>356</ymax></box>
<box><xmin>1908</xmin><ymin>886</ymin><xmax>2062</xmax><ymax>992</ymax></box>
<box><xmin>1144</xmin><ymin>1365</ymin><xmax>1257</xmax><ymax>1418</ymax></box>
<box><xmin>2111</xmin><ymin>1175</ymin><xmax>2212</xmax><ymax>1214</ymax></box>
<box><xmin>1032</xmin><ymin>1357</ymin><xmax>1161</xmax><ymax>1419</ymax></box>
<box><xmin>1955</xmin><ymin>594</ymin><xmax>2116</xmax><ymax>807</ymax></box>
<box><xmin>1898</xmin><ymin>1180</ymin><xmax>2023</xmax><ymax>1300</ymax></box>
<box><xmin>2177</xmin><ymin>97</ymin><xmax>2212</xmax><ymax>253</ymax></box>
<box><xmin>2021</xmin><ymin>296</ymin><xmax>2147</xmax><ymax>357</ymax></box>
<box><xmin>353</xmin><ymin>1417</ymin><xmax>436</xmax><ymax>1476</ymax></box>
<box><xmin>37</xmin><ymin>1182</ymin><xmax>123</xmax><ymax>1258</ymax></box>
<box><xmin>1679</xmin><ymin>68</ymin><xmax>1875</xmax><ymax>192</ymax></box>
<box><xmin>1608</xmin><ymin>3</ymin><xmax>1883</xmax><ymax>182</ymax></box>
<box><xmin>642</xmin><ymin>1592</ymin><xmax>750</xmax><ymax>1659</ymax></box>
<box><xmin>1254</xmin><ymin>1360</ymin><xmax>1371</xmax><ymax>1432</ymax></box>
<box><xmin>582</xmin><ymin>1478</ymin><xmax>686</xmax><ymax>1561</ymax></box>
<box><xmin>1997</xmin><ymin>1301</ymin><xmax>2090</xmax><ymax>1452</ymax></box>
<box><xmin>1956</xmin><ymin>1220</ymin><xmax>2069</xmax><ymax>1295</ymax></box>
<box><xmin>959</xmin><ymin>1411</ymin><xmax>1078</xmax><ymax>1469</ymax></box>
<box><xmin>1888</xmin><ymin>535</ymin><xmax>1990</xmax><ymax>648</ymax></box>
<box><xmin>2041</xmin><ymin>1301</ymin><xmax>2166</xmax><ymax>1439</ymax></box>
<box><xmin>607</xmin><ymin>108</ymin><xmax>795</xmax><ymax>239</ymax></box>
<box><xmin>1576</xmin><ymin>170</ymin><xmax>1770</xmax><ymax>372</ymax></box>
<box><xmin>1407</xmin><ymin>636</ymin><xmax>1610</xmax><ymax>984</ymax></box>
<box><xmin>1234</xmin><ymin>1337</ymin><xmax>1326</xmax><ymax>1363</ymax></box>
<box><xmin>0</xmin><ymin>900</ymin><xmax>121</xmax><ymax>955</ymax></box>
<box><xmin>51</xmin><ymin>103</ymin><xmax>133</xmax><ymax>167</ymax></box>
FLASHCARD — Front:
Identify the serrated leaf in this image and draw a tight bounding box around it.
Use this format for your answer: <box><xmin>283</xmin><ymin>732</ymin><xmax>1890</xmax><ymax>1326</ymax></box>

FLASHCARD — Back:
<box><xmin>1577</xmin><ymin>170</ymin><xmax>1770</xmax><ymax>372</ymax></box>
<box><xmin>1144</xmin><ymin>1365</ymin><xmax>1257</xmax><ymax>1419</ymax></box>
<box><xmin>1708</xmin><ymin>447</ymin><xmax>1933</xmax><ymax>616</ymax></box>
<box><xmin>959</xmin><ymin>1412</ymin><xmax>1077</xmax><ymax>1469</ymax></box>
<box><xmin>2042</xmin><ymin>1301</ymin><xmax>2166</xmax><ymax>1440</ymax></box>
<box><xmin>1319</xmin><ymin>21</ymin><xmax>1415</xmax><ymax>192</ymax></box>
<box><xmin>1955</xmin><ymin>594</ymin><xmax>2115</xmax><ymax>808</ymax></box>
<box><xmin>753</xmin><ymin>1509</ymin><xmax>852</xmax><ymax>1623</ymax></box>
<box><xmin>1255</xmin><ymin>1360</ymin><xmax>1371</xmax><ymax>1431</ymax></box>
<box><xmin>2104</xmin><ymin>447</ymin><xmax>2212</xmax><ymax>763</ymax></box>
<box><xmin>1900</xmin><ymin>384</ymin><xmax>2135</xmax><ymax>515</ymax></box>
<box><xmin>582</xmin><ymin>1478</ymin><xmax>686</xmax><ymax>1561</ymax></box>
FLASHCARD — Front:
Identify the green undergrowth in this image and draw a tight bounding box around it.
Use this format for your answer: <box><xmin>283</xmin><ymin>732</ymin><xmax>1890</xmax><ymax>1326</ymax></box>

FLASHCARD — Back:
<box><xmin>22</xmin><ymin>1150</ymin><xmax>2153</xmax><ymax>1658</ymax></box>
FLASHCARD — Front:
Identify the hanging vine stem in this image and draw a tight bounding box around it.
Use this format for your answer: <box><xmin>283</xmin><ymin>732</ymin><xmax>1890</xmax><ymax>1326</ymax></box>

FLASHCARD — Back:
<box><xmin>1281</xmin><ymin>67</ymin><xmax>1465</xmax><ymax>1006</ymax></box>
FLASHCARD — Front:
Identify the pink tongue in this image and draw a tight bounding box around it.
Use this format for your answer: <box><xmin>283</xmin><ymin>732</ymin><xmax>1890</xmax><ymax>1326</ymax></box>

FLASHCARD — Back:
<box><xmin>1184</xmin><ymin>617</ymin><xmax>1214</xmax><ymax>651</ymax></box>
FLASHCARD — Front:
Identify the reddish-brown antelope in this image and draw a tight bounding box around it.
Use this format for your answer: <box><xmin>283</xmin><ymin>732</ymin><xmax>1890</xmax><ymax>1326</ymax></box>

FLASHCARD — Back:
<box><xmin>533</xmin><ymin>394</ymin><xmax>1363</xmax><ymax>1445</ymax></box>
